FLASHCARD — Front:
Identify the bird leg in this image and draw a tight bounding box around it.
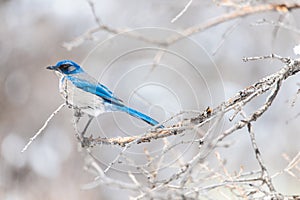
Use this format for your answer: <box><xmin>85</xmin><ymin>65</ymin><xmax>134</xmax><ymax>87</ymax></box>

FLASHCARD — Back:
<box><xmin>81</xmin><ymin>115</ymin><xmax>94</xmax><ymax>137</ymax></box>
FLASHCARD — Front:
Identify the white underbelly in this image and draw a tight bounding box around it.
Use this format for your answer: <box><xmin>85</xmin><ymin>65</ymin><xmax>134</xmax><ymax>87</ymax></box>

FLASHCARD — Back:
<box><xmin>60</xmin><ymin>78</ymin><xmax>105</xmax><ymax>117</ymax></box>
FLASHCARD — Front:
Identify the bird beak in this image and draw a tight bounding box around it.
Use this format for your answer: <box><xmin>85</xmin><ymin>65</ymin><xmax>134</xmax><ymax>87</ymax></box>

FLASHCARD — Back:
<box><xmin>46</xmin><ymin>66</ymin><xmax>56</xmax><ymax>70</ymax></box>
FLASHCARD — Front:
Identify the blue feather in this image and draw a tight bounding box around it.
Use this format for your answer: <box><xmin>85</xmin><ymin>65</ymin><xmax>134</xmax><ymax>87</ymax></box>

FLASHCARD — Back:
<box><xmin>115</xmin><ymin>105</ymin><xmax>163</xmax><ymax>127</ymax></box>
<box><xmin>67</xmin><ymin>75</ymin><xmax>123</xmax><ymax>106</ymax></box>
<box><xmin>67</xmin><ymin>75</ymin><xmax>164</xmax><ymax>127</ymax></box>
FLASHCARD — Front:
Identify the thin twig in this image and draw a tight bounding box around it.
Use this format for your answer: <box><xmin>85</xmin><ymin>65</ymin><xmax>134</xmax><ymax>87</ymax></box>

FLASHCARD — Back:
<box><xmin>171</xmin><ymin>0</ymin><xmax>193</xmax><ymax>23</ymax></box>
<box><xmin>21</xmin><ymin>103</ymin><xmax>66</xmax><ymax>152</ymax></box>
<box><xmin>103</xmin><ymin>145</ymin><xmax>129</xmax><ymax>173</ymax></box>
<box><xmin>253</xmin><ymin>18</ymin><xmax>300</xmax><ymax>34</ymax></box>
<box><xmin>212</xmin><ymin>19</ymin><xmax>241</xmax><ymax>56</ymax></box>
<box><xmin>246</xmin><ymin>123</ymin><xmax>276</xmax><ymax>194</ymax></box>
<box><xmin>87</xmin><ymin>0</ymin><xmax>103</xmax><ymax>26</ymax></box>
<box><xmin>82</xmin><ymin>155</ymin><xmax>140</xmax><ymax>190</ymax></box>
<box><xmin>243</xmin><ymin>53</ymin><xmax>291</xmax><ymax>64</ymax></box>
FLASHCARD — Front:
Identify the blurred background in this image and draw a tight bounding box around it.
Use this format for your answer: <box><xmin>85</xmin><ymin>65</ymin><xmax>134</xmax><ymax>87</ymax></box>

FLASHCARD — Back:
<box><xmin>0</xmin><ymin>0</ymin><xmax>299</xmax><ymax>199</ymax></box>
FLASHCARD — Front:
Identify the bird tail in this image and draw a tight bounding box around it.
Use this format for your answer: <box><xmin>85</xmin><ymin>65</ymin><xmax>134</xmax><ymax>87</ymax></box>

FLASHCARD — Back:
<box><xmin>115</xmin><ymin>105</ymin><xmax>163</xmax><ymax>128</ymax></box>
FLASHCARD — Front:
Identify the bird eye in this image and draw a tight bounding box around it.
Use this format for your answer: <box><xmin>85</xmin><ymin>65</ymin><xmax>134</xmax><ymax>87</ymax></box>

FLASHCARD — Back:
<box><xmin>59</xmin><ymin>64</ymin><xmax>71</xmax><ymax>69</ymax></box>
<box><xmin>59</xmin><ymin>64</ymin><xmax>76</xmax><ymax>72</ymax></box>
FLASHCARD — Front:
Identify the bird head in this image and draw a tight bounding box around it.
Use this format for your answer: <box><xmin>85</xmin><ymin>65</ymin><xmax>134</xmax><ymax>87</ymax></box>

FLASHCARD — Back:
<box><xmin>47</xmin><ymin>60</ymin><xmax>84</xmax><ymax>75</ymax></box>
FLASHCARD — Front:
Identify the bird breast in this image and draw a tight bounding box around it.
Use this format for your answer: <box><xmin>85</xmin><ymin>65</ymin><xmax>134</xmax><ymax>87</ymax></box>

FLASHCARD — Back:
<box><xmin>59</xmin><ymin>77</ymin><xmax>105</xmax><ymax>117</ymax></box>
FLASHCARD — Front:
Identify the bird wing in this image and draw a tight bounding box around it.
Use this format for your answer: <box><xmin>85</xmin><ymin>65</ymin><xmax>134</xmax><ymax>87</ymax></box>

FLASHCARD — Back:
<box><xmin>66</xmin><ymin>74</ymin><xmax>124</xmax><ymax>106</ymax></box>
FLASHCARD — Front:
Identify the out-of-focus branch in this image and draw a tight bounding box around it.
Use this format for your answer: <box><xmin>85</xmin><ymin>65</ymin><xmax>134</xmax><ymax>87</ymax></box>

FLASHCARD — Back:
<box><xmin>272</xmin><ymin>152</ymin><xmax>300</xmax><ymax>180</ymax></box>
<box><xmin>166</xmin><ymin>3</ymin><xmax>300</xmax><ymax>44</ymax></box>
<box><xmin>253</xmin><ymin>18</ymin><xmax>300</xmax><ymax>34</ymax></box>
<box><xmin>82</xmin><ymin>154</ymin><xmax>142</xmax><ymax>191</ymax></box>
<box><xmin>63</xmin><ymin>2</ymin><xmax>300</xmax><ymax>50</ymax></box>
<box><xmin>170</xmin><ymin>0</ymin><xmax>193</xmax><ymax>23</ymax></box>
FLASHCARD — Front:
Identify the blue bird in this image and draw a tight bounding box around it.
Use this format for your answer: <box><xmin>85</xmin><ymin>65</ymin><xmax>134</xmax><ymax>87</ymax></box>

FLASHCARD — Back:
<box><xmin>47</xmin><ymin>60</ymin><xmax>162</xmax><ymax>129</ymax></box>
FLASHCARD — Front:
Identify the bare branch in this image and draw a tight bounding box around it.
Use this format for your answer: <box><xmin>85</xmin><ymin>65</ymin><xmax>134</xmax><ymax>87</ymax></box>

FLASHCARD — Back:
<box><xmin>80</xmin><ymin>56</ymin><xmax>300</xmax><ymax>147</ymax></box>
<box><xmin>21</xmin><ymin>103</ymin><xmax>66</xmax><ymax>153</ymax></box>
<box><xmin>170</xmin><ymin>0</ymin><xmax>193</xmax><ymax>23</ymax></box>
<box><xmin>247</xmin><ymin>123</ymin><xmax>277</xmax><ymax>194</ymax></box>
<box><xmin>243</xmin><ymin>53</ymin><xmax>291</xmax><ymax>64</ymax></box>
<box><xmin>63</xmin><ymin>3</ymin><xmax>300</xmax><ymax>50</ymax></box>
<box><xmin>166</xmin><ymin>3</ymin><xmax>300</xmax><ymax>45</ymax></box>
